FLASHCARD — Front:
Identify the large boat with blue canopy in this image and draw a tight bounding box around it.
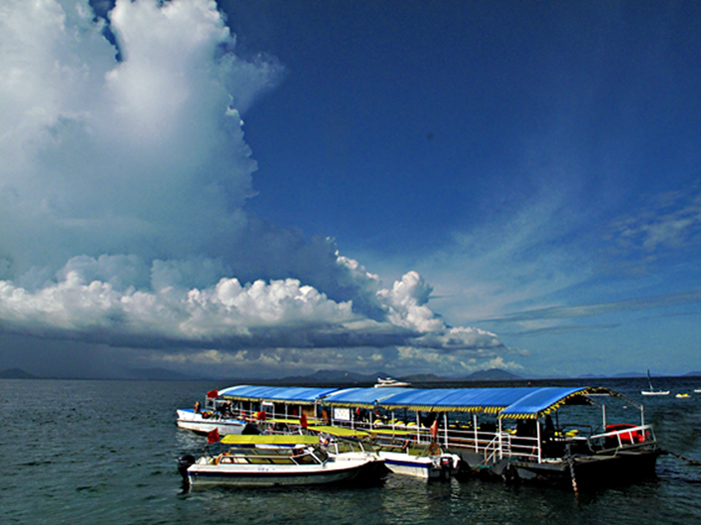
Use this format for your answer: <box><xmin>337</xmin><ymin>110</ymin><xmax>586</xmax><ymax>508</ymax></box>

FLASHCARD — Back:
<box><xmin>180</xmin><ymin>383</ymin><xmax>662</xmax><ymax>490</ymax></box>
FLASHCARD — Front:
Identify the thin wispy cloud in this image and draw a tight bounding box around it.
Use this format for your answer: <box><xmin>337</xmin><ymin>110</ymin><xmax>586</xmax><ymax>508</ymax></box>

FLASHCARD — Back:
<box><xmin>604</xmin><ymin>188</ymin><xmax>701</xmax><ymax>268</ymax></box>
<box><xmin>483</xmin><ymin>289</ymin><xmax>701</xmax><ymax>324</ymax></box>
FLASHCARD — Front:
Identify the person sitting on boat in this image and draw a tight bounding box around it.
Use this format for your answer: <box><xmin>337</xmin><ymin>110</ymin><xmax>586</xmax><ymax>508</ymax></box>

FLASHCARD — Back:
<box><xmin>541</xmin><ymin>415</ymin><xmax>557</xmax><ymax>457</ymax></box>
<box><xmin>194</xmin><ymin>401</ymin><xmax>201</xmax><ymax>414</ymax></box>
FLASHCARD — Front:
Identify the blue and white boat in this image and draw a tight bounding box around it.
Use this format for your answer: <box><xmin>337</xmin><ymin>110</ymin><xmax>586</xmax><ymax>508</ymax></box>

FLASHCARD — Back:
<box><xmin>175</xmin><ymin>407</ymin><xmax>248</xmax><ymax>435</ymax></box>
<box><xmin>180</xmin><ymin>445</ymin><xmax>384</xmax><ymax>487</ymax></box>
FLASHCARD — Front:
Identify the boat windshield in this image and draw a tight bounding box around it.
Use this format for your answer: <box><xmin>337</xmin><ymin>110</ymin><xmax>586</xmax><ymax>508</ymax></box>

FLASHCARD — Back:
<box><xmin>311</xmin><ymin>447</ymin><xmax>329</xmax><ymax>463</ymax></box>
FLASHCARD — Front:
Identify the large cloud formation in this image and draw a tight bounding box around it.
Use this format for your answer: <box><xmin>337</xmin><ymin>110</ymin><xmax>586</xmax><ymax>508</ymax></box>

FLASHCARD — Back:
<box><xmin>0</xmin><ymin>0</ymin><xmax>504</xmax><ymax>377</ymax></box>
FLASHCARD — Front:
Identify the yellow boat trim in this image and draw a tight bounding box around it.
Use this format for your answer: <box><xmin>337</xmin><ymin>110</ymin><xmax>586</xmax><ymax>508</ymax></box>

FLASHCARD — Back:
<box><xmin>306</xmin><ymin>425</ymin><xmax>369</xmax><ymax>437</ymax></box>
<box><xmin>220</xmin><ymin>434</ymin><xmax>318</xmax><ymax>445</ymax></box>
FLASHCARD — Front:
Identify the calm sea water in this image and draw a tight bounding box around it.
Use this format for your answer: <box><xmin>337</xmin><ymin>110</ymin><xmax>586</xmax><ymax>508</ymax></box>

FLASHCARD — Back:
<box><xmin>1</xmin><ymin>377</ymin><xmax>700</xmax><ymax>524</ymax></box>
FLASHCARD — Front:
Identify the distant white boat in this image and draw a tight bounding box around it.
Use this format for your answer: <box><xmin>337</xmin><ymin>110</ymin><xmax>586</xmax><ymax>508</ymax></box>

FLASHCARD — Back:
<box><xmin>675</xmin><ymin>393</ymin><xmax>690</xmax><ymax>399</ymax></box>
<box><xmin>374</xmin><ymin>377</ymin><xmax>411</xmax><ymax>388</ymax></box>
<box><xmin>641</xmin><ymin>369</ymin><xmax>669</xmax><ymax>396</ymax></box>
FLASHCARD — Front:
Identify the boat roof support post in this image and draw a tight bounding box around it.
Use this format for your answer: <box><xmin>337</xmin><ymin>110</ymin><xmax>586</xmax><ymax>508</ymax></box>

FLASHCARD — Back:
<box><xmin>536</xmin><ymin>420</ymin><xmax>542</xmax><ymax>464</ymax></box>
<box><xmin>473</xmin><ymin>414</ymin><xmax>479</xmax><ymax>453</ymax></box>
<box><xmin>498</xmin><ymin>418</ymin><xmax>503</xmax><ymax>460</ymax></box>
<box><xmin>416</xmin><ymin>412</ymin><xmax>421</xmax><ymax>444</ymax></box>
<box><xmin>641</xmin><ymin>405</ymin><xmax>645</xmax><ymax>427</ymax></box>
<box><xmin>443</xmin><ymin>412</ymin><xmax>449</xmax><ymax>447</ymax></box>
<box><xmin>602</xmin><ymin>404</ymin><xmax>607</xmax><ymax>429</ymax></box>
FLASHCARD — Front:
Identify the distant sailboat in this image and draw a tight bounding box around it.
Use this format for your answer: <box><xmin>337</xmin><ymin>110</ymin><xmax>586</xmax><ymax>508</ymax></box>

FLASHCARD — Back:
<box><xmin>641</xmin><ymin>369</ymin><xmax>669</xmax><ymax>396</ymax></box>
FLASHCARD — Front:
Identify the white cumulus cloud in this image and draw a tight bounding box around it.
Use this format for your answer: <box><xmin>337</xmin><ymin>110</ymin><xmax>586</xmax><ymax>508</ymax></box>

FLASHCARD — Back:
<box><xmin>0</xmin><ymin>0</ymin><xmax>507</xmax><ymax>377</ymax></box>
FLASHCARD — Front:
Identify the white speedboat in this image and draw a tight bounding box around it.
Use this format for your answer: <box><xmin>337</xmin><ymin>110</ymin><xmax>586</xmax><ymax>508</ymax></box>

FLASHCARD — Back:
<box><xmin>176</xmin><ymin>408</ymin><xmax>248</xmax><ymax>436</ymax></box>
<box><xmin>179</xmin><ymin>446</ymin><xmax>383</xmax><ymax>487</ymax></box>
<box><xmin>374</xmin><ymin>377</ymin><xmax>411</xmax><ymax>388</ymax></box>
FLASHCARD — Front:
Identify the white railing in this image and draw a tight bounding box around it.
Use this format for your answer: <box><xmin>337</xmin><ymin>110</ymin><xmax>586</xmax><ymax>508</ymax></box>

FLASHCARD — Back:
<box><xmin>589</xmin><ymin>424</ymin><xmax>656</xmax><ymax>451</ymax></box>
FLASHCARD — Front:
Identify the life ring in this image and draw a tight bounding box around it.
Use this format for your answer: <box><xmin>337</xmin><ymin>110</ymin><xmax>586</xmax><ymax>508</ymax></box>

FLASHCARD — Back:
<box><xmin>428</xmin><ymin>442</ymin><xmax>441</xmax><ymax>456</ymax></box>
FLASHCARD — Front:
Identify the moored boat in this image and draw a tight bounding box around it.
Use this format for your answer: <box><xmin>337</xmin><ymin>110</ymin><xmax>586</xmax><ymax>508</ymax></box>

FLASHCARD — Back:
<box><xmin>176</xmin><ymin>382</ymin><xmax>663</xmax><ymax>491</ymax></box>
<box><xmin>365</xmin><ymin>428</ymin><xmax>459</xmax><ymax>480</ymax></box>
<box><xmin>176</xmin><ymin>408</ymin><xmax>249</xmax><ymax>436</ymax></box>
<box><xmin>176</xmin><ymin>388</ymin><xmax>255</xmax><ymax>435</ymax></box>
<box><xmin>179</xmin><ymin>445</ymin><xmax>383</xmax><ymax>487</ymax></box>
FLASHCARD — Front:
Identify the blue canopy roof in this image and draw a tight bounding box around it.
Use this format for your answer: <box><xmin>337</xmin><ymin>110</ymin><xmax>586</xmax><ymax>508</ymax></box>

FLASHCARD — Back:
<box><xmin>219</xmin><ymin>385</ymin><xmax>340</xmax><ymax>405</ymax></box>
<box><xmin>321</xmin><ymin>386</ymin><xmax>596</xmax><ymax>418</ymax></box>
<box><xmin>321</xmin><ymin>387</ymin><xmax>412</xmax><ymax>408</ymax></box>
<box><xmin>498</xmin><ymin>387</ymin><xmax>590</xmax><ymax>419</ymax></box>
<box><xmin>216</xmin><ymin>384</ymin><xmax>600</xmax><ymax>418</ymax></box>
<box><xmin>379</xmin><ymin>387</ymin><xmax>537</xmax><ymax>413</ymax></box>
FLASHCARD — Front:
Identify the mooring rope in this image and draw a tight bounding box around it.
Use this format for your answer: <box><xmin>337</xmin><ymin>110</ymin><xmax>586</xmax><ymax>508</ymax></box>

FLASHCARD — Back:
<box><xmin>665</xmin><ymin>449</ymin><xmax>701</xmax><ymax>466</ymax></box>
<box><xmin>567</xmin><ymin>455</ymin><xmax>579</xmax><ymax>496</ymax></box>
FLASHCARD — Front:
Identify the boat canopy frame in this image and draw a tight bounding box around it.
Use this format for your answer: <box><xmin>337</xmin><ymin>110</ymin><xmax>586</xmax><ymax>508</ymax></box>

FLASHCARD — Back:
<box><xmin>214</xmin><ymin>384</ymin><xmax>622</xmax><ymax>420</ymax></box>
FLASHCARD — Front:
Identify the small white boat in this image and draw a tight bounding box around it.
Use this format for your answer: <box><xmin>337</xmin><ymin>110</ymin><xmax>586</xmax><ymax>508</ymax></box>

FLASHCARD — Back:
<box><xmin>694</xmin><ymin>389</ymin><xmax>701</xmax><ymax>394</ymax></box>
<box><xmin>176</xmin><ymin>408</ymin><xmax>248</xmax><ymax>436</ymax></box>
<box><xmin>374</xmin><ymin>377</ymin><xmax>411</xmax><ymax>388</ymax></box>
<box><xmin>675</xmin><ymin>393</ymin><xmax>690</xmax><ymax>399</ymax></box>
<box><xmin>369</xmin><ymin>429</ymin><xmax>460</xmax><ymax>480</ymax></box>
<box><xmin>180</xmin><ymin>446</ymin><xmax>383</xmax><ymax>487</ymax></box>
<box><xmin>641</xmin><ymin>369</ymin><xmax>669</xmax><ymax>396</ymax></box>
<box><xmin>378</xmin><ymin>444</ymin><xmax>460</xmax><ymax>480</ymax></box>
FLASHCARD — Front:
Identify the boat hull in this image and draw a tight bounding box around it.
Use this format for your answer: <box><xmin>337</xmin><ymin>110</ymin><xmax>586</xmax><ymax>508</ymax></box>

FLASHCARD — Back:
<box><xmin>187</xmin><ymin>458</ymin><xmax>378</xmax><ymax>487</ymax></box>
<box><xmin>176</xmin><ymin>409</ymin><xmax>246</xmax><ymax>435</ymax></box>
<box><xmin>503</xmin><ymin>447</ymin><xmax>662</xmax><ymax>488</ymax></box>
<box><xmin>379</xmin><ymin>451</ymin><xmax>459</xmax><ymax>480</ymax></box>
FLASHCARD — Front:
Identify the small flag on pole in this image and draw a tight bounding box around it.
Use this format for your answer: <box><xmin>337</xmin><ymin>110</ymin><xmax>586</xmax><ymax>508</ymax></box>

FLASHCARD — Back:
<box><xmin>207</xmin><ymin>428</ymin><xmax>220</xmax><ymax>444</ymax></box>
<box><xmin>430</xmin><ymin>419</ymin><xmax>438</xmax><ymax>440</ymax></box>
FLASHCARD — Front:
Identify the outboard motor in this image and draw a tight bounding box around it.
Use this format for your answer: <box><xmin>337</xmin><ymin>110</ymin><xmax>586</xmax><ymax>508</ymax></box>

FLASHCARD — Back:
<box><xmin>439</xmin><ymin>456</ymin><xmax>453</xmax><ymax>481</ymax></box>
<box><xmin>177</xmin><ymin>454</ymin><xmax>196</xmax><ymax>484</ymax></box>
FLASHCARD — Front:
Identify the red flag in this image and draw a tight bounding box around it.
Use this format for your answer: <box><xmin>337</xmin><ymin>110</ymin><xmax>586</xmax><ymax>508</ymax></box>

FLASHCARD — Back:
<box><xmin>206</xmin><ymin>389</ymin><xmax>219</xmax><ymax>399</ymax></box>
<box><xmin>430</xmin><ymin>419</ymin><xmax>438</xmax><ymax>440</ymax></box>
<box><xmin>300</xmin><ymin>413</ymin><xmax>308</xmax><ymax>429</ymax></box>
<box><xmin>207</xmin><ymin>428</ymin><xmax>220</xmax><ymax>444</ymax></box>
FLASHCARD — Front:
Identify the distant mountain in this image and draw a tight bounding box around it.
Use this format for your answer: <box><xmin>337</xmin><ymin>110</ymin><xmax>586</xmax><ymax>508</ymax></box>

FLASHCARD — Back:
<box><xmin>122</xmin><ymin>367</ymin><xmax>204</xmax><ymax>381</ymax></box>
<box><xmin>273</xmin><ymin>368</ymin><xmax>525</xmax><ymax>386</ymax></box>
<box><xmin>462</xmin><ymin>368</ymin><xmax>523</xmax><ymax>381</ymax></box>
<box><xmin>402</xmin><ymin>373</ymin><xmax>445</xmax><ymax>383</ymax></box>
<box><xmin>275</xmin><ymin>369</ymin><xmax>378</xmax><ymax>385</ymax></box>
<box><xmin>0</xmin><ymin>368</ymin><xmax>37</xmax><ymax>379</ymax></box>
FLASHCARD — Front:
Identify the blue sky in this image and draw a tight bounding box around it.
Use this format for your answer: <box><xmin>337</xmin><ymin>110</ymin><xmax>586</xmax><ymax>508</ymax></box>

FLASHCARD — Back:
<box><xmin>0</xmin><ymin>0</ymin><xmax>699</xmax><ymax>379</ymax></box>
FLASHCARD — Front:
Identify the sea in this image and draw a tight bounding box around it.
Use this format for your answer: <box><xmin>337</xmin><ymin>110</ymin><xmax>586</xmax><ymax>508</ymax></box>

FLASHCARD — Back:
<box><xmin>1</xmin><ymin>376</ymin><xmax>700</xmax><ymax>524</ymax></box>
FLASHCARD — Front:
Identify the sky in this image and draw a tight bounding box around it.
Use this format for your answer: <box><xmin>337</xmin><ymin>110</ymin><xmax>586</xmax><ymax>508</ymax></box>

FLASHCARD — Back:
<box><xmin>0</xmin><ymin>0</ymin><xmax>700</xmax><ymax>380</ymax></box>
